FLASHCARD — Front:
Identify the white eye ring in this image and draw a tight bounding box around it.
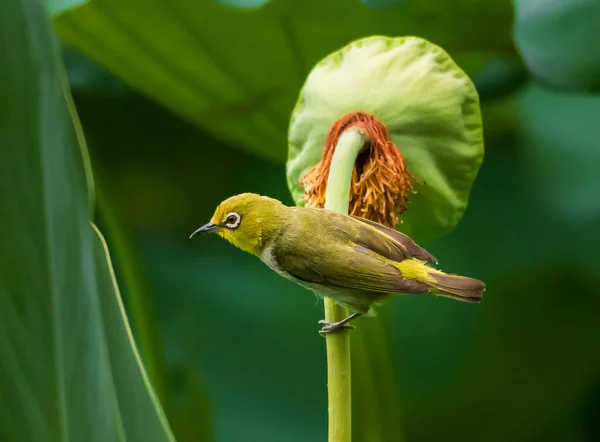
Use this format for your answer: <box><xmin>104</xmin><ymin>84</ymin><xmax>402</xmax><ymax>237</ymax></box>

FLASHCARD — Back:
<box><xmin>224</xmin><ymin>212</ymin><xmax>241</xmax><ymax>229</ymax></box>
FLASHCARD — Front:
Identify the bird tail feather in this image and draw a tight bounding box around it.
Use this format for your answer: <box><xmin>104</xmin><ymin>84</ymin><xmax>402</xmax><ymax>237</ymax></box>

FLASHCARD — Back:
<box><xmin>427</xmin><ymin>272</ymin><xmax>485</xmax><ymax>303</ymax></box>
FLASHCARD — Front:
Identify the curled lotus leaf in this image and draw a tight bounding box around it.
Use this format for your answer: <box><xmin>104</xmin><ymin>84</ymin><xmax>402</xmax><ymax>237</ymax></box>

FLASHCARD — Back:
<box><xmin>287</xmin><ymin>36</ymin><xmax>484</xmax><ymax>244</ymax></box>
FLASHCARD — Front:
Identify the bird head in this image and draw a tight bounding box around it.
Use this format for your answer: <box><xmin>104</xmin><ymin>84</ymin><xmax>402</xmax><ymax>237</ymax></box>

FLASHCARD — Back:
<box><xmin>190</xmin><ymin>193</ymin><xmax>286</xmax><ymax>255</ymax></box>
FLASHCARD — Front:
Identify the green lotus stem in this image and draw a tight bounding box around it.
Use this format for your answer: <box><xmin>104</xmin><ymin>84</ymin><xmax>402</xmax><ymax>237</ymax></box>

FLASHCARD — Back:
<box><xmin>323</xmin><ymin>126</ymin><xmax>368</xmax><ymax>442</ymax></box>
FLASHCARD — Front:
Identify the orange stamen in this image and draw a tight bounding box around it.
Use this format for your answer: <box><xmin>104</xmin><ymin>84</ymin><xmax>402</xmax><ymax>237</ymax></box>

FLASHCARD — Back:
<box><xmin>300</xmin><ymin>111</ymin><xmax>418</xmax><ymax>228</ymax></box>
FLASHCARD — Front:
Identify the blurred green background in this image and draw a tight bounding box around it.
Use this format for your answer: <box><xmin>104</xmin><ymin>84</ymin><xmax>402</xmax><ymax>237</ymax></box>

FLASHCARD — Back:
<box><xmin>5</xmin><ymin>0</ymin><xmax>600</xmax><ymax>441</ymax></box>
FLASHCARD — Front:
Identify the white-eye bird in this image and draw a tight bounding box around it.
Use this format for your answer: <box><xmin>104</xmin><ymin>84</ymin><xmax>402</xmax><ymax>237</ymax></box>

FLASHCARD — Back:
<box><xmin>190</xmin><ymin>193</ymin><xmax>485</xmax><ymax>335</ymax></box>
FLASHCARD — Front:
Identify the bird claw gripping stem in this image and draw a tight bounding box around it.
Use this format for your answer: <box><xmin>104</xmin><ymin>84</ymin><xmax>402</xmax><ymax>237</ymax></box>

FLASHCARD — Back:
<box><xmin>318</xmin><ymin>312</ymin><xmax>363</xmax><ymax>336</ymax></box>
<box><xmin>318</xmin><ymin>320</ymin><xmax>355</xmax><ymax>336</ymax></box>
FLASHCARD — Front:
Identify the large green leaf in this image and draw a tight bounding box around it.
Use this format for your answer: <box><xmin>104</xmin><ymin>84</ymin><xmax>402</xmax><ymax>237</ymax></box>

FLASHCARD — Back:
<box><xmin>514</xmin><ymin>0</ymin><xmax>600</xmax><ymax>91</ymax></box>
<box><xmin>287</xmin><ymin>36</ymin><xmax>484</xmax><ymax>244</ymax></box>
<box><xmin>0</xmin><ymin>0</ymin><xmax>175</xmax><ymax>440</ymax></box>
<box><xmin>93</xmin><ymin>226</ymin><xmax>176</xmax><ymax>441</ymax></box>
<box><xmin>52</xmin><ymin>0</ymin><xmax>512</xmax><ymax>162</ymax></box>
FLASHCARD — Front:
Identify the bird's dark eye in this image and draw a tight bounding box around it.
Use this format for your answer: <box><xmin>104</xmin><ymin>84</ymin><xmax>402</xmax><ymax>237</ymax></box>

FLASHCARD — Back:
<box><xmin>224</xmin><ymin>212</ymin><xmax>241</xmax><ymax>228</ymax></box>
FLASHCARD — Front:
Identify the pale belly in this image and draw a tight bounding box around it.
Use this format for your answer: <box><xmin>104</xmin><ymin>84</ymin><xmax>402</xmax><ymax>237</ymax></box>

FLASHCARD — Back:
<box><xmin>261</xmin><ymin>244</ymin><xmax>381</xmax><ymax>315</ymax></box>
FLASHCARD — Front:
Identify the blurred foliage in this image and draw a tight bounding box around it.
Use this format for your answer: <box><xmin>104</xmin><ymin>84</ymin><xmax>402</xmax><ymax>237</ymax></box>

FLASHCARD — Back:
<box><xmin>47</xmin><ymin>0</ymin><xmax>86</xmax><ymax>15</ymax></box>
<box><xmin>0</xmin><ymin>0</ymin><xmax>174</xmax><ymax>441</ymax></box>
<box><xmin>3</xmin><ymin>0</ymin><xmax>598</xmax><ymax>441</ymax></box>
<box><xmin>62</xmin><ymin>43</ymin><xmax>125</xmax><ymax>93</ymax></box>
<box><xmin>513</xmin><ymin>0</ymin><xmax>600</xmax><ymax>91</ymax></box>
<box><xmin>516</xmin><ymin>85</ymin><xmax>600</xmax><ymax>223</ymax></box>
<box><xmin>52</xmin><ymin>0</ymin><xmax>514</xmax><ymax>162</ymax></box>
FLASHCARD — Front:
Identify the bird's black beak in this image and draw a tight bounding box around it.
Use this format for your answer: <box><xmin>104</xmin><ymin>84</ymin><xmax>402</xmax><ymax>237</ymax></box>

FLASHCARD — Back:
<box><xmin>189</xmin><ymin>222</ymin><xmax>220</xmax><ymax>238</ymax></box>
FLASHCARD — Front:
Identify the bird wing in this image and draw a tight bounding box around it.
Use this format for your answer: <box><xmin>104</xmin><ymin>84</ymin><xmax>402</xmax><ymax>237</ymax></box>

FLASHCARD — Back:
<box><xmin>347</xmin><ymin>213</ymin><xmax>438</xmax><ymax>265</ymax></box>
<box><xmin>272</xmin><ymin>218</ymin><xmax>429</xmax><ymax>295</ymax></box>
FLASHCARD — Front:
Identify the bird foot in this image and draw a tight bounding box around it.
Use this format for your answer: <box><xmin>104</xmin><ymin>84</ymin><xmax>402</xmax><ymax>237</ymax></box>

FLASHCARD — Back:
<box><xmin>318</xmin><ymin>319</ymin><xmax>355</xmax><ymax>336</ymax></box>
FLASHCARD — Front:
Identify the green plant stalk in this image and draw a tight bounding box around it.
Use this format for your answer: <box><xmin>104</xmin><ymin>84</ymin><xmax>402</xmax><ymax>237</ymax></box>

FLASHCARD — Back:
<box><xmin>323</xmin><ymin>127</ymin><xmax>368</xmax><ymax>442</ymax></box>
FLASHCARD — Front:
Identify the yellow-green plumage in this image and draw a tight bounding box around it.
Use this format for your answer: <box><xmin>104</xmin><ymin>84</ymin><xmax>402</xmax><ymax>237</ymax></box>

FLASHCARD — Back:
<box><xmin>191</xmin><ymin>193</ymin><xmax>485</xmax><ymax>326</ymax></box>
